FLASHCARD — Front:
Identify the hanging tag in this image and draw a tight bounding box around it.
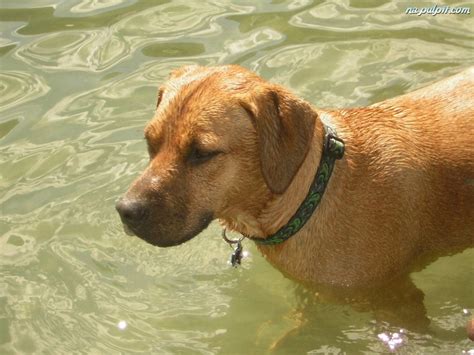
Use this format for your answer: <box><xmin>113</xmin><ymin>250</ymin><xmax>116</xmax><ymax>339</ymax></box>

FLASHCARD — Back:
<box><xmin>230</xmin><ymin>240</ymin><xmax>243</xmax><ymax>267</ymax></box>
<box><xmin>222</xmin><ymin>228</ymin><xmax>245</xmax><ymax>268</ymax></box>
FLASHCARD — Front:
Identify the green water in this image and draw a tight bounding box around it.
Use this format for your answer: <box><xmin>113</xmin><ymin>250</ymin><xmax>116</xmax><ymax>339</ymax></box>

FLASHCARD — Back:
<box><xmin>1</xmin><ymin>0</ymin><xmax>473</xmax><ymax>353</ymax></box>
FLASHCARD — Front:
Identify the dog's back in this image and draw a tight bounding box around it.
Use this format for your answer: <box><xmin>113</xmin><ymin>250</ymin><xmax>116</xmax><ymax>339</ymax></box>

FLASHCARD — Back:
<box><xmin>334</xmin><ymin>68</ymin><xmax>473</xmax><ymax>264</ymax></box>
<box><xmin>384</xmin><ymin>68</ymin><xmax>473</xmax><ymax>252</ymax></box>
<box><xmin>384</xmin><ymin>67</ymin><xmax>473</xmax><ymax>157</ymax></box>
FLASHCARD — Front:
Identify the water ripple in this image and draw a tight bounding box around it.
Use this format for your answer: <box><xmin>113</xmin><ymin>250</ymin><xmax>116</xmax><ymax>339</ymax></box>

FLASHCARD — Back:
<box><xmin>2</xmin><ymin>1</ymin><xmax>474</xmax><ymax>353</ymax></box>
<box><xmin>14</xmin><ymin>29</ymin><xmax>130</xmax><ymax>72</ymax></box>
<box><xmin>0</xmin><ymin>71</ymin><xmax>50</xmax><ymax>111</ymax></box>
<box><xmin>115</xmin><ymin>1</ymin><xmax>226</xmax><ymax>38</ymax></box>
<box><xmin>61</xmin><ymin>0</ymin><xmax>134</xmax><ymax>16</ymax></box>
<box><xmin>13</xmin><ymin>1</ymin><xmax>255</xmax><ymax>72</ymax></box>
<box><xmin>218</xmin><ymin>27</ymin><xmax>285</xmax><ymax>64</ymax></box>
<box><xmin>290</xmin><ymin>0</ymin><xmax>474</xmax><ymax>37</ymax></box>
<box><xmin>8</xmin><ymin>224</ymin><xmax>231</xmax><ymax>352</ymax></box>
<box><xmin>249</xmin><ymin>39</ymin><xmax>473</xmax><ymax>107</ymax></box>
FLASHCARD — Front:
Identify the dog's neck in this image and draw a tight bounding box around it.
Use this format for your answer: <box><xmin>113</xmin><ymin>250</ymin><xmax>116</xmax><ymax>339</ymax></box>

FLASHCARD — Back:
<box><xmin>219</xmin><ymin>110</ymin><xmax>342</xmax><ymax>241</ymax></box>
<box><xmin>254</xmin><ymin>115</ymin><xmax>326</xmax><ymax>238</ymax></box>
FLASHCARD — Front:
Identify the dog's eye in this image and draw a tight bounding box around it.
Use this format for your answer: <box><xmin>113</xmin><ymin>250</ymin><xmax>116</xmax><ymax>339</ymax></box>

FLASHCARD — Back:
<box><xmin>146</xmin><ymin>139</ymin><xmax>162</xmax><ymax>160</ymax></box>
<box><xmin>147</xmin><ymin>144</ymin><xmax>156</xmax><ymax>159</ymax></box>
<box><xmin>188</xmin><ymin>147</ymin><xmax>221</xmax><ymax>165</ymax></box>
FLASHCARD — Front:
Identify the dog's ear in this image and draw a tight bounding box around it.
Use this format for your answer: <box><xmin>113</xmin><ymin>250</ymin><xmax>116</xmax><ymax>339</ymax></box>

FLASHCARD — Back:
<box><xmin>241</xmin><ymin>85</ymin><xmax>316</xmax><ymax>194</ymax></box>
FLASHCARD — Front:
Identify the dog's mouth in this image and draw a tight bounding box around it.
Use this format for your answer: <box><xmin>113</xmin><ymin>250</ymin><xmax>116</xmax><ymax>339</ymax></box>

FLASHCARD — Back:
<box><xmin>120</xmin><ymin>212</ymin><xmax>214</xmax><ymax>248</ymax></box>
<box><xmin>122</xmin><ymin>223</ymin><xmax>136</xmax><ymax>237</ymax></box>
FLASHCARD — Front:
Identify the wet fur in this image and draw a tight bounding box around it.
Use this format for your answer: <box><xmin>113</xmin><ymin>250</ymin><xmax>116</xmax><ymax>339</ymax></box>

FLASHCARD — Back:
<box><xmin>120</xmin><ymin>65</ymin><xmax>473</xmax><ymax>289</ymax></box>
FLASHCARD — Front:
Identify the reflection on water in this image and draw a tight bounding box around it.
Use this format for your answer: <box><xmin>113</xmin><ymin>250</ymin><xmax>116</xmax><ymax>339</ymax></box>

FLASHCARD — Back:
<box><xmin>0</xmin><ymin>0</ymin><xmax>473</xmax><ymax>353</ymax></box>
<box><xmin>0</xmin><ymin>72</ymin><xmax>50</xmax><ymax>111</ymax></box>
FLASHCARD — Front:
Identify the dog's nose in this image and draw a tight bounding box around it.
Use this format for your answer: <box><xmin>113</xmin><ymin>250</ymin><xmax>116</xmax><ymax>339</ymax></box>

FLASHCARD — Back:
<box><xmin>115</xmin><ymin>198</ymin><xmax>148</xmax><ymax>226</ymax></box>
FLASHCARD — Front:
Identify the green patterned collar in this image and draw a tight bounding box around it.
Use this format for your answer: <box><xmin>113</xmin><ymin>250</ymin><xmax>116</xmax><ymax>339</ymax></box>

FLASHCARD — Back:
<box><xmin>247</xmin><ymin>123</ymin><xmax>345</xmax><ymax>246</ymax></box>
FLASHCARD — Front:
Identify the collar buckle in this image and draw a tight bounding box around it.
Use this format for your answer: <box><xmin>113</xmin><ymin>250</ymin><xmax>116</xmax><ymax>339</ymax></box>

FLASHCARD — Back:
<box><xmin>325</xmin><ymin>132</ymin><xmax>345</xmax><ymax>160</ymax></box>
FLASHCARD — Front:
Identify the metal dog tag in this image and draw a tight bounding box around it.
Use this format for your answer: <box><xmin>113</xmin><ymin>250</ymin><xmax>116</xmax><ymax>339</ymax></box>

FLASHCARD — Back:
<box><xmin>230</xmin><ymin>240</ymin><xmax>243</xmax><ymax>267</ymax></box>
<box><xmin>222</xmin><ymin>228</ymin><xmax>244</xmax><ymax>267</ymax></box>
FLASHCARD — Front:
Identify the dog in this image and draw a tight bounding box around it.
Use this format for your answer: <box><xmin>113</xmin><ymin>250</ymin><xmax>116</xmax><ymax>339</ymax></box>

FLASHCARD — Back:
<box><xmin>116</xmin><ymin>65</ymin><xmax>473</xmax><ymax>293</ymax></box>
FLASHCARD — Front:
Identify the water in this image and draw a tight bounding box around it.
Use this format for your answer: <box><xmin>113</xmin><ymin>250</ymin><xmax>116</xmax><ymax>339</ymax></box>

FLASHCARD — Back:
<box><xmin>1</xmin><ymin>0</ymin><xmax>473</xmax><ymax>353</ymax></box>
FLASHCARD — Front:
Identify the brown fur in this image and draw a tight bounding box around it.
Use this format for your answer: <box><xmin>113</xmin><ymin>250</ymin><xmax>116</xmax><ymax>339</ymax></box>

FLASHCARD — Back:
<box><xmin>118</xmin><ymin>65</ymin><xmax>473</xmax><ymax>289</ymax></box>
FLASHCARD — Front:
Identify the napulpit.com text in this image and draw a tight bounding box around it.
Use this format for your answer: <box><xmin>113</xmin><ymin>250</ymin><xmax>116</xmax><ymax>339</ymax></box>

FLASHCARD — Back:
<box><xmin>405</xmin><ymin>5</ymin><xmax>471</xmax><ymax>16</ymax></box>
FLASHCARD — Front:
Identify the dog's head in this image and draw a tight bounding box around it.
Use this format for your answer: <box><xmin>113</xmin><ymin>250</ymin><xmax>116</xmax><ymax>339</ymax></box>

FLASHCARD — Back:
<box><xmin>116</xmin><ymin>65</ymin><xmax>315</xmax><ymax>247</ymax></box>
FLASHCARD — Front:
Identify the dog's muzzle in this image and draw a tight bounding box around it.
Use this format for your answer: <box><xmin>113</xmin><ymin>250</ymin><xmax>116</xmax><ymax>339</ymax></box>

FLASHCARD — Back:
<box><xmin>115</xmin><ymin>197</ymin><xmax>149</xmax><ymax>235</ymax></box>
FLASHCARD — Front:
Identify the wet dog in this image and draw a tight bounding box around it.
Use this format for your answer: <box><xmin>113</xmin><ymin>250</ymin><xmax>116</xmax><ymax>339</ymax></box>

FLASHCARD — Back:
<box><xmin>116</xmin><ymin>65</ymin><xmax>473</xmax><ymax>292</ymax></box>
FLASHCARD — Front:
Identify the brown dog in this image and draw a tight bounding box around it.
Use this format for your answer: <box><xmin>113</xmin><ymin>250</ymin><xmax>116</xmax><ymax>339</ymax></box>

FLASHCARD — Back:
<box><xmin>116</xmin><ymin>65</ymin><xmax>473</xmax><ymax>292</ymax></box>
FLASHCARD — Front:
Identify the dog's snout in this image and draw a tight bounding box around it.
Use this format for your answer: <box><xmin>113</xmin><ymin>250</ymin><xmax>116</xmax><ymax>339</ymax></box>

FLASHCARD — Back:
<box><xmin>116</xmin><ymin>198</ymin><xmax>148</xmax><ymax>226</ymax></box>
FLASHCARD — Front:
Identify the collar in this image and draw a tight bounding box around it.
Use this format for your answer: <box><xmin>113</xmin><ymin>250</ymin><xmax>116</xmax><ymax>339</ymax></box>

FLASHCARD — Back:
<box><xmin>245</xmin><ymin>121</ymin><xmax>345</xmax><ymax>245</ymax></box>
